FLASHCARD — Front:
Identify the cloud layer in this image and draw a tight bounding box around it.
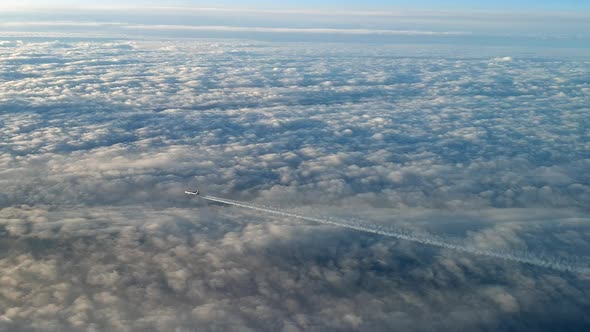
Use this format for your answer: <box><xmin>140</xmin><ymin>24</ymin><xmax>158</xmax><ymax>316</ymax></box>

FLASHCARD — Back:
<box><xmin>1</xmin><ymin>39</ymin><xmax>590</xmax><ymax>331</ymax></box>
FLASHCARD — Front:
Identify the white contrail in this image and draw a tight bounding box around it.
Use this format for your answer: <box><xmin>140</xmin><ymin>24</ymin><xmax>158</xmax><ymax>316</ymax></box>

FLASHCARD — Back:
<box><xmin>199</xmin><ymin>194</ymin><xmax>589</xmax><ymax>274</ymax></box>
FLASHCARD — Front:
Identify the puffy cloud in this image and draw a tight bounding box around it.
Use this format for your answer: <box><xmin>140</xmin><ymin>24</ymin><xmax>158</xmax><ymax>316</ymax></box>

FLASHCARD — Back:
<box><xmin>1</xmin><ymin>39</ymin><xmax>589</xmax><ymax>331</ymax></box>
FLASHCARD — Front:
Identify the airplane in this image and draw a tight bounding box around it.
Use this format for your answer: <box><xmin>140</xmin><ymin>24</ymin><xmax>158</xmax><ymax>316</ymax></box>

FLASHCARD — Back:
<box><xmin>184</xmin><ymin>189</ymin><xmax>200</xmax><ymax>196</ymax></box>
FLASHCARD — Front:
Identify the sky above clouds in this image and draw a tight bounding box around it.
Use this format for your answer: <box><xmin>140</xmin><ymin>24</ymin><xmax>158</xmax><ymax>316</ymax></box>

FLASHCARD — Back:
<box><xmin>2</xmin><ymin>0</ymin><xmax>590</xmax><ymax>49</ymax></box>
<box><xmin>1</xmin><ymin>1</ymin><xmax>590</xmax><ymax>332</ymax></box>
<box><xmin>6</xmin><ymin>0</ymin><xmax>590</xmax><ymax>10</ymax></box>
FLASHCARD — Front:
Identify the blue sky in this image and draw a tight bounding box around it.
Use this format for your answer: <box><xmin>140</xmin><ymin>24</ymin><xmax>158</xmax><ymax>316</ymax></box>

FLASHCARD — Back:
<box><xmin>204</xmin><ymin>0</ymin><xmax>590</xmax><ymax>10</ymax></box>
<box><xmin>7</xmin><ymin>0</ymin><xmax>590</xmax><ymax>10</ymax></box>
<box><xmin>3</xmin><ymin>0</ymin><xmax>590</xmax><ymax>49</ymax></box>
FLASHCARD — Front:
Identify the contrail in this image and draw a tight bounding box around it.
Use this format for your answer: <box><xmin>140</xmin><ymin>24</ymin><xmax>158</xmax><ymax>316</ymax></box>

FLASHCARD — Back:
<box><xmin>199</xmin><ymin>194</ymin><xmax>589</xmax><ymax>274</ymax></box>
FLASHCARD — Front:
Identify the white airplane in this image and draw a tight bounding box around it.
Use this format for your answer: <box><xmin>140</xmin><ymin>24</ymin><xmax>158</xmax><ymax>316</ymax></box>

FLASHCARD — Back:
<box><xmin>184</xmin><ymin>189</ymin><xmax>200</xmax><ymax>196</ymax></box>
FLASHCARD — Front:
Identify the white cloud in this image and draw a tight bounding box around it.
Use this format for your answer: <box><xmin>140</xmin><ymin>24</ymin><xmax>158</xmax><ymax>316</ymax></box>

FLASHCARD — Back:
<box><xmin>1</xmin><ymin>38</ymin><xmax>589</xmax><ymax>331</ymax></box>
<box><xmin>492</xmin><ymin>56</ymin><xmax>513</xmax><ymax>62</ymax></box>
<box><xmin>123</xmin><ymin>24</ymin><xmax>470</xmax><ymax>36</ymax></box>
<box><xmin>0</xmin><ymin>21</ymin><xmax>470</xmax><ymax>37</ymax></box>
